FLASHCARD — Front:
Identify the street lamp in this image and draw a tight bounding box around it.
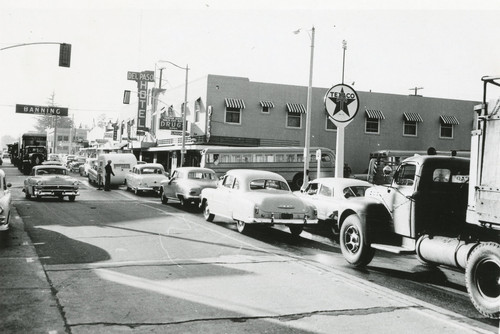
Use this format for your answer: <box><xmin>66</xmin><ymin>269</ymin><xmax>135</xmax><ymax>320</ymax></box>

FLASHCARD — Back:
<box><xmin>157</xmin><ymin>60</ymin><xmax>189</xmax><ymax>167</ymax></box>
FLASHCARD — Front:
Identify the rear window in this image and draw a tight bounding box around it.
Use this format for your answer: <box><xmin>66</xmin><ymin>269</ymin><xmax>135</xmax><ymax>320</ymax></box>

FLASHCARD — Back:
<box><xmin>188</xmin><ymin>172</ymin><xmax>216</xmax><ymax>180</ymax></box>
<box><xmin>250</xmin><ymin>179</ymin><xmax>290</xmax><ymax>191</ymax></box>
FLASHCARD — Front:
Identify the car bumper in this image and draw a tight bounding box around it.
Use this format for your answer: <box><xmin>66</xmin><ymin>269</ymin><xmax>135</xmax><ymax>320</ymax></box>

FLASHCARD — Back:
<box><xmin>34</xmin><ymin>189</ymin><xmax>79</xmax><ymax>197</ymax></box>
<box><xmin>137</xmin><ymin>186</ymin><xmax>161</xmax><ymax>192</ymax></box>
<box><xmin>245</xmin><ymin>217</ymin><xmax>318</xmax><ymax>225</ymax></box>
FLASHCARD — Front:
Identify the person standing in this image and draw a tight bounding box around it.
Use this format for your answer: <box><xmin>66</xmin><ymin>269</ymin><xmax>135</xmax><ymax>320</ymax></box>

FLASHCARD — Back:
<box><xmin>104</xmin><ymin>160</ymin><xmax>115</xmax><ymax>191</ymax></box>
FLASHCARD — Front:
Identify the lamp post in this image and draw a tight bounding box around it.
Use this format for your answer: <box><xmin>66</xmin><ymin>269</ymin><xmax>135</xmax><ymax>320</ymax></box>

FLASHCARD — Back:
<box><xmin>302</xmin><ymin>26</ymin><xmax>315</xmax><ymax>189</ymax></box>
<box><xmin>157</xmin><ymin>60</ymin><xmax>189</xmax><ymax>167</ymax></box>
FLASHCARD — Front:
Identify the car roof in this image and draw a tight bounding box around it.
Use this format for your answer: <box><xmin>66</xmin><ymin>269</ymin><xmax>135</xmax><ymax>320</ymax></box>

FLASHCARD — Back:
<box><xmin>174</xmin><ymin>167</ymin><xmax>215</xmax><ymax>173</ymax></box>
<box><xmin>227</xmin><ymin>169</ymin><xmax>287</xmax><ymax>182</ymax></box>
<box><xmin>311</xmin><ymin>177</ymin><xmax>372</xmax><ymax>188</ymax></box>
<box><xmin>137</xmin><ymin>163</ymin><xmax>164</xmax><ymax>169</ymax></box>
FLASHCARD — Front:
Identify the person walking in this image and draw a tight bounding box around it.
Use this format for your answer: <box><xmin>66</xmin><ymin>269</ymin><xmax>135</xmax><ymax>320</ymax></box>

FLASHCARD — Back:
<box><xmin>104</xmin><ymin>160</ymin><xmax>115</xmax><ymax>191</ymax></box>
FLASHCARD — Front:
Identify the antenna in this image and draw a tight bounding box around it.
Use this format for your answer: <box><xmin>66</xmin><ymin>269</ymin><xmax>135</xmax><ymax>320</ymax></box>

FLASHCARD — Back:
<box><xmin>409</xmin><ymin>87</ymin><xmax>424</xmax><ymax>96</ymax></box>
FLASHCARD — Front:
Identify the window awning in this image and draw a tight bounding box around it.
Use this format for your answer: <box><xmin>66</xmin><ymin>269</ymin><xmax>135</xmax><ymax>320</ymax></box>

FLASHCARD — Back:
<box><xmin>225</xmin><ymin>98</ymin><xmax>246</xmax><ymax>109</ymax></box>
<box><xmin>440</xmin><ymin>115</ymin><xmax>459</xmax><ymax>125</ymax></box>
<box><xmin>286</xmin><ymin>103</ymin><xmax>306</xmax><ymax>113</ymax></box>
<box><xmin>403</xmin><ymin>112</ymin><xmax>423</xmax><ymax>122</ymax></box>
<box><xmin>260</xmin><ymin>101</ymin><xmax>275</xmax><ymax>108</ymax></box>
<box><xmin>365</xmin><ymin>109</ymin><xmax>385</xmax><ymax>119</ymax></box>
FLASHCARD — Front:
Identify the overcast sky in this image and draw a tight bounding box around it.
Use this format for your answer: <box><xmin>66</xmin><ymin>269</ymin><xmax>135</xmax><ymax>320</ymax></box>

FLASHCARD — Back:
<box><xmin>1</xmin><ymin>0</ymin><xmax>500</xmax><ymax>143</ymax></box>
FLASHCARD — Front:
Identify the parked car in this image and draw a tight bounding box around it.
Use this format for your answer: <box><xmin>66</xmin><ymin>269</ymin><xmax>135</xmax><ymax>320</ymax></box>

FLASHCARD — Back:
<box><xmin>87</xmin><ymin>160</ymin><xmax>101</xmax><ymax>186</ymax></box>
<box><xmin>80</xmin><ymin>158</ymin><xmax>96</xmax><ymax>176</ymax></box>
<box><xmin>69</xmin><ymin>160</ymin><xmax>85</xmax><ymax>173</ymax></box>
<box><xmin>160</xmin><ymin>167</ymin><xmax>218</xmax><ymax>207</ymax></box>
<box><xmin>0</xmin><ymin>169</ymin><xmax>12</xmax><ymax>231</ymax></box>
<box><xmin>23</xmin><ymin>165</ymin><xmax>79</xmax><ymax>201</ymax></box>
<box><xmin>125</xmin><ymin>163</ymin><xmax>167</xmax><ymax>195</ymax></box>
<box><xmin>295</xmin><ymin>178</ymin><xmax>372</xmax><ymax>236</ymax></box>
<box><xmin>200</xmin><ymin>169</ymin><xmax>318</xmax><ymax>235</ymax></box>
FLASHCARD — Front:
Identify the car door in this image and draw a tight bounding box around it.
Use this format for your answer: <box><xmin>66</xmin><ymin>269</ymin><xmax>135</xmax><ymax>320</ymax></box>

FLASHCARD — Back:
<box><xmin>316</xmin><ymin>184</ymin><xmax>334</xmax><ymax>220</ymax></box>
<box><xmin>213</xmin><ymin>174</ymin><xmax>235</xmax><ymax>218</ymax></box>
<box><xmin>164</xmin><ymin>170</ymin><xmax>179</xmax><ymax>199</ymax></box>
<box><xmin>384</xmin><ymin>163</ymin><xmax>417</xmax><ymax>237</ymax></box>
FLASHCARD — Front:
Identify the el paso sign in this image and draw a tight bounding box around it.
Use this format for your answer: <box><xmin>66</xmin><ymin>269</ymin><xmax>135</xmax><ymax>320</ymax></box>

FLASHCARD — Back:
<box><xmin>16</xmin><ymin>104</ymin><xmax>68</xmax><ymax>116</ymax></box>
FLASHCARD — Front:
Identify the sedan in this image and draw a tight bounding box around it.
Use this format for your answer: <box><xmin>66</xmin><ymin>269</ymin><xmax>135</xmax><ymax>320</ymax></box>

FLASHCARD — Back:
<box><xmin>125</xmin><ymin>163</ymin><xmax>168</xmax><ymax>195</ymax></box>
<box><xmin>23</xmin><ymin>165</ymin><xmax>79</xmax><ymax>201</ymax></box>
<box><xmin>201</xmin><ymin>169</ymin><xmax>318</xmax><ymax>236</ymax></box>
<box><xmin>295</xmin><ymin>178</ymin><xmax>372</xmax><ymax>236</ymax></box>
<box><xmin>0</xmin><ymin>169</ymin><xmax>12</xmax><ymax>231</ymax></box>
<box><xmin>160</xmin><ymin>167</ymin><xmax>217</xmax><ymax>207</ymax></box>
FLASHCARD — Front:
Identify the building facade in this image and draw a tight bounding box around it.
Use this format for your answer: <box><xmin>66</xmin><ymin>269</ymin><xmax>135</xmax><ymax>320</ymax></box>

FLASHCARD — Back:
<box><xmin>140</xmin><ymin>74</ymin><xmax>478</xmax><ymax>174</ymax></box>
<box><xmin>46</xmin><ymin>128</ymin><xmax>88</xmax><ymax>154</ymax></box>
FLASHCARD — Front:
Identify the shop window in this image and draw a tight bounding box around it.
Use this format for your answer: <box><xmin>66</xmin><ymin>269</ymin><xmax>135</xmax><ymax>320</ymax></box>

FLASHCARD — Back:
<box><xmin>440</xmin><ymin>124</ymin><xmax>453</xmax><ymax>138</ymax></box>
<box><xmin>365</xmin><ymin>117</ymin><xmax>380</xmax><ymax>134</ymax></box>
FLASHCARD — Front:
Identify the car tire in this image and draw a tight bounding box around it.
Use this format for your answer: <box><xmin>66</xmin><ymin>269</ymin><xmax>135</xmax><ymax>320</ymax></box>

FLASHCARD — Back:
<box><xmin>179</xmin><ymin>196</ymin><xmax>186</xmax><ymax>207</ymax></box>
<box><xmin>58</xmin><ymin>195</ymin><xmax>64</xmax><ymax>201</ymax></box>
<box><xmin>289</xmin><ymin>225</ymin><xmax>303</xmax><ymax>237</ymax></box>
<box><xmin>465</xmin><ymin>242</ymin><xmax>500</xmax><ymax>319</ymax></box>
<box><xmin>134</xmin><ymin>188</ymin><xmax>139</xmax><ymax>195</ymax></box>
<box><xmin>203</xmin><ymin>202</ymin><xmax>214</xmax><ymax>222</ymax></box>
<box><xmin>25</xmin><ymin>189</ymin><xmax>31</xmax><ymax>199</ymax></box>
<box><xmin>236</xmin><ymin>220</ymin><xmax>246</xmax><ymax>233</ymax></box>
<box><xmin>161</xmin><ymin>191</ymin><xmax>168</xmax><ymax>204</ymax></box>
<box><xmin>339</xmin><ymin>214</ymin><xmax>375</xmax><ymax>267</ymax></box>
<box><xmin>68</xmin><ymin>195</ymin><xmax>76</xmax><ymax>202</ymax></box>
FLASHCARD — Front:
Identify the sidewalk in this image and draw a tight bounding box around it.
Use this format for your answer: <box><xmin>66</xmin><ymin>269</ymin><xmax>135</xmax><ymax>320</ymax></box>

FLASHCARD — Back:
<box><xmin>0</xmin><ymin>207</ymin><xmax>67</xmax><ymax>334</ymax></box>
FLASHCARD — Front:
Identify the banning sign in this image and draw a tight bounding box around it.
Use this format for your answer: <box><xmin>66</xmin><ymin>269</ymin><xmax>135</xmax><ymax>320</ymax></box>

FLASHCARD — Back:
<box><xmin>160</xmin><ymin>117</ymin><xmax>184</xmax><ymax>130</ymax></box>
<box><xmin>16</xmin><ymin>104</ymin><xmax>68</xmax><ymax>116</ymax></box>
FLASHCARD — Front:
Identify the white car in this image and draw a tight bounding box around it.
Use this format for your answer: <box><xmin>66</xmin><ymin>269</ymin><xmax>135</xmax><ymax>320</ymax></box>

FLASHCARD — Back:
<box><xmin>160</xmin><ymin>167</ymin><xmax>218</xmax><ymax>207</ymax></box>
<box><xmin>0</xmin><ymin>169</ymin><xmax>12</xmax><ymax>231</ymax></box>
<box><xmin>80</xmin><ymin>158</ymin><xmax>97</xmax><ymax>176</ymax></box>
<box><xmin>201</xmin><ymin>169</ymin><xmax>318</xmax><ymax>236</ymax></box>
<box><xmin>125</xmin><ymin>163</ymin><xmax>168</xmax><ymax>195</ymax></box>
<box><xmin>23</xmin><ymin>165</ymin><xmax>79</xmax><ymax>201</ymax></box>
<box><xmin>295</xmin><ymin>178</ymin><xmax>372</xmax><ymax>235</ymax></box>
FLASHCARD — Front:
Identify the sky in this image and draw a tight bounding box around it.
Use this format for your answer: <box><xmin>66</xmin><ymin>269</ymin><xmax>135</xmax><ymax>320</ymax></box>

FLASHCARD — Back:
<box><xmin>1</xmin><ymin>0</ymin><xmax>500</xmax><ymax>146</ymax></box>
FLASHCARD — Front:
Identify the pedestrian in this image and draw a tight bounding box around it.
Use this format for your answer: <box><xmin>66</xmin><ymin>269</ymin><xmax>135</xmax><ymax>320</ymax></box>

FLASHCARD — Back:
<box><xmin>97</xmin><ymin>165</ymin><xmax>103</xmax><ymax>190</ymax></box>
<box><xmin>104</xmin><ymin>160</ymin><xmax>115</xmax><ymax>191</ymax></box>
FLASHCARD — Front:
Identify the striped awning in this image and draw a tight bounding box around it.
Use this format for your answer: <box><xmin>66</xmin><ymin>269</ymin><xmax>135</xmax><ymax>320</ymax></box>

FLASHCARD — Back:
<box><xmin>365</xmin><ymin>109</ymin><xmax>385</xmax><ymax>119</ymax></box>
<box><xmin>260</xmin><ymin>101</ymin><xmax>275</xmax><ymax>108</ymax></box>
<box><xmin>403</xmin><ymin>112</ymin><xmax>424</xmax><ymax>122</ymax></box>
<box><xmin>440</xmin><ymin>115</ymin><xmax>459</xmax><ymax>125</ymax></box>
<box><xmin>286</xmin><ymin>103</ymin><xmax>306</xmax><ymax>113</ymax></box>
<box><xmin>225</xmin><ymin>98</ymin><xmax>246</xmax><ymax>109</ymax></box>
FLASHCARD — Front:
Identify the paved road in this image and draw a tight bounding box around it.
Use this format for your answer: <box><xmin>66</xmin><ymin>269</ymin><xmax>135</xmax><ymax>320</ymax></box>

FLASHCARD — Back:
<box><xmin>0</xmin><ymin>163</ymin><xmax>498</xmax><ymax>333</ymax></box>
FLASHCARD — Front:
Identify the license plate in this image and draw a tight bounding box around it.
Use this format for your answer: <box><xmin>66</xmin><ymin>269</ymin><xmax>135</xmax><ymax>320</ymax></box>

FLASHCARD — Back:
<box><xmin>281</xmin><ymin>213</ymin><xmax>293</xmax><ymax>219</ymax></box>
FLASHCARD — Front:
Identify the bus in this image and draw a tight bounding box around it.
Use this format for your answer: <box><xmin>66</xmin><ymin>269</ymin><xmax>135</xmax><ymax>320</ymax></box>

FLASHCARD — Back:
<box><xmin>367</xmin><ymin>149</ymin><xmax>470</xmax><ymax>184</ymax></box>
<box><xmin>199</xmin><ymin>146</ymin><xmax>336</xmax><ymax>189</ymax></box>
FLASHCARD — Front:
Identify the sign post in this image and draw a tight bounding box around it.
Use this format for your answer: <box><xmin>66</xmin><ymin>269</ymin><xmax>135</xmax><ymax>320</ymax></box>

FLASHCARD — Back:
<box><xmin>324</xmin><ymin>84</ymin><xmax>359</xmax><ymax>178</ymax></box>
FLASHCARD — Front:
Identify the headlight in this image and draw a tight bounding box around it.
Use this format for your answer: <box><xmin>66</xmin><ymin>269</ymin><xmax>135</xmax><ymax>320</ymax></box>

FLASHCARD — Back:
<box><xmin>36</xmin><ymin>181</ymin><xmax>43</xmax><ymax>186</ymax></box>
<box><xmin>73</xmin><ymin>181</ymin><xmax>79</xmax><ymax>186</ymax></box>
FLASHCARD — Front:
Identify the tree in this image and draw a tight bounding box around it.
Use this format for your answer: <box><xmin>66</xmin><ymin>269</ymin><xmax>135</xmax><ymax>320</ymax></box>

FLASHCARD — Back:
<box><xmin>34</xmin><ymin>92</ymin><xmax>73</xmax><ymax>132</ymax></box>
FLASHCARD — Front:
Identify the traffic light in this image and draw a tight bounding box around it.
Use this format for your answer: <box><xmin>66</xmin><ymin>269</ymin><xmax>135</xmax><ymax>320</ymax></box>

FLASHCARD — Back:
<box><xmin>59</xmin><ymin>43</ymin><xmax>71</xmax><ymax>67</ymax></box>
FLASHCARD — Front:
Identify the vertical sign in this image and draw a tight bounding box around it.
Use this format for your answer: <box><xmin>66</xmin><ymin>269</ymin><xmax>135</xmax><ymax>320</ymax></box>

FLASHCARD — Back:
<box><xmin>127</xmin><ymin>71</ymin><xmax>154</xmax><ymax>131</ymax></box>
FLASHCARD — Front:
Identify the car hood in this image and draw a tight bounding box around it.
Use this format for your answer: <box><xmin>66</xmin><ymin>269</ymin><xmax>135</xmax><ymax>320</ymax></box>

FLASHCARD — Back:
<box><xmin>28</xmin><ymin>175</ymin><xmax>78</xmax><ymax>185</ymax></box>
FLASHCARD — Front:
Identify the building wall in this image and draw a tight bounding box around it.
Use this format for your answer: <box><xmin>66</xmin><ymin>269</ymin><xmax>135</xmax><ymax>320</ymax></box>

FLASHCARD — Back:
<box><xmin>47</xmin><ymin>128</ymin><xmax>88</xmax><ymax>154</ymax></box>
<box><xmin>200</xmin><ymin>75</ymin><xmax>477</xmax><ymax>173</ymax></box>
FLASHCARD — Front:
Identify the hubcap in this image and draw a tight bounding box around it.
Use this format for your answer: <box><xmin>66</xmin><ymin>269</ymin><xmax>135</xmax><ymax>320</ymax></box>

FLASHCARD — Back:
<box><xmin>344</xmin><ymin>225</ymin><xmax>360</xmax><ymax>254</ymax></box>
<box><xmin>475</xmin><ymin>258</ymin><xmax>500</xmax><ymax>299</ymax></box>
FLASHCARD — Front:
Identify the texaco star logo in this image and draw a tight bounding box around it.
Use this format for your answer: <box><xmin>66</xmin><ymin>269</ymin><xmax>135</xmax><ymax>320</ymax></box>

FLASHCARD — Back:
<box><xmin>324</xmin><ymin>84</ymin><xmax>359</xmax><ymax>123</ymax></box>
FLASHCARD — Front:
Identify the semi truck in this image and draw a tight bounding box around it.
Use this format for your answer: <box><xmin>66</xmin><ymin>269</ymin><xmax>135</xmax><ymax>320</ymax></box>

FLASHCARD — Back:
<box><xmin>337</xmin><ymin>76</ymin><xmax>500</xmax><ymax>318</ymax></box>
<box><xmin>18</xmin><ymin>133</ymin><xmax>47</xmax><ymax>175</ymax></box>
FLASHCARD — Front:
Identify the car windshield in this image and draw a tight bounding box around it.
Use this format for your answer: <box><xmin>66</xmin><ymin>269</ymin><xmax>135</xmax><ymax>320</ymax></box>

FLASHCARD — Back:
<box><xmin>141</xmin><ymin>167</ymin><xmax>163</xmax><ymax>174</ymax></box>
<box><xmin>188</xmin><ymin>172</ymin><xmax>216</xmax><ymax>180</ymax></box>
<box><xmin>343</xmin><ymin>186</ymin><xmax>369</xmax><ymax>198</ymax></box>
<box><xmin>249</xmin><ymin>179</ymin><xmax>290</xmax><ymax>191</ymax></box>
<box><xmin>36</xmin><ymin>168</ymin><xmax>67</xmax><ymax>175</ymax></box>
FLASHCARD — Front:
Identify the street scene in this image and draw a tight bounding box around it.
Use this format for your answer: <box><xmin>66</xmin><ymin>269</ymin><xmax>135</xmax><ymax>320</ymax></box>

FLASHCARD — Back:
<box><xmin>1</xmin><ymin>1</ymin><xmax>500</xmax><ymax>333</ymax></box>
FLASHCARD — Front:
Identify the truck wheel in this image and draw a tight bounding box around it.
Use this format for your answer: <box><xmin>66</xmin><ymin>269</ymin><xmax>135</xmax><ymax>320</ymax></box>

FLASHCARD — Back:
<box><xmin>340</xmin><ymin>214</ymin><xmax>375</xmax><ymax>267</ymax></box>
<box><xmin>465</xmin><ymin>242</ymin><xmax>500</xmax><ymax>319</ymax></box>
<box><xmin>203</xmin><ymin>202</ymin><xmax>214</xmax><ymax>222</ymax></box>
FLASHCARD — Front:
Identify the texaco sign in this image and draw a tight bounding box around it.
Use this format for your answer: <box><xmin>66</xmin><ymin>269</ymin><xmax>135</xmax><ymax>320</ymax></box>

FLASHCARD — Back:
<box><xmin>324</xmin><ymin>84</ymin><xmax>359</xmax><ymax>124</ymax></box>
